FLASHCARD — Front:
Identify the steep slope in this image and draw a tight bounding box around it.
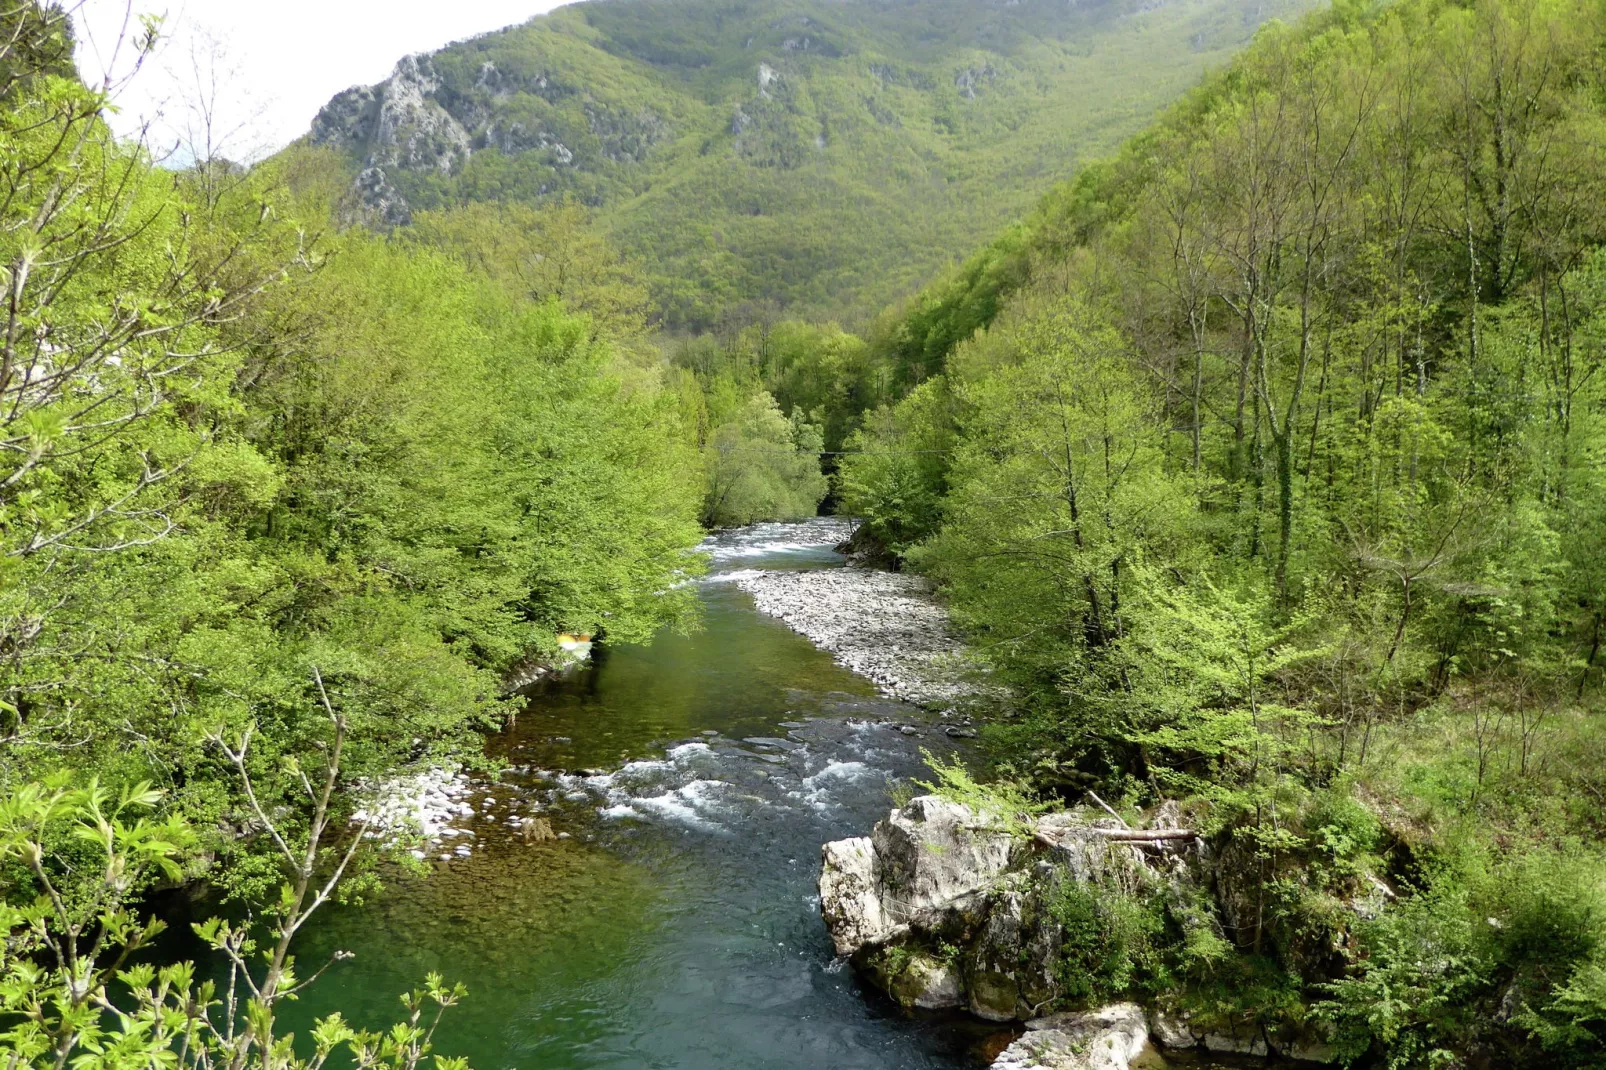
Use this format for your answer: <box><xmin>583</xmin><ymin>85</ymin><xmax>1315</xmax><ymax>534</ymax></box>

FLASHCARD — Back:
<box><xmin>305</xmin><ymin>0</ymin><xmax>1315</xmax><ymax>327</ymax></box>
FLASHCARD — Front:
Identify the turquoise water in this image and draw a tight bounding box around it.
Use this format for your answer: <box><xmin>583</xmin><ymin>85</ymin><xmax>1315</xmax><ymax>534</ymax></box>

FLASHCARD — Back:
<box><xmin>274</xmin><ymin>521</ymin><xmax>1008</xmax><ymax>1069</ymax></box>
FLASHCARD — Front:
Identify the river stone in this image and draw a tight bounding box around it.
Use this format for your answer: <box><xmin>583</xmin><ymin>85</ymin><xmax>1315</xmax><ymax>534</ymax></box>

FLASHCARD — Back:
<box><xmin>1146</xmin><ymin>1008</ymin><xmax>1196</xmax><ymax>1050</ymax></box>
<box><xmin>882</xmin><ymin>950</ymin><xmax>964</xmax><ymax>1009</ymax></box>
<box><xmin>991</xmin><ymin>1003</ymin><xmax>1150</xmax><ymax>1070</ymax></box>
<box><xmin>1202</xmin><ymin>1026</ymin><xmax>1269</xmax><ymax>1057</ymax></box>
<box><xmin>819</xmin><ymin>796</ymin><xmax>1014</xmax><ymax>958</ymax></box>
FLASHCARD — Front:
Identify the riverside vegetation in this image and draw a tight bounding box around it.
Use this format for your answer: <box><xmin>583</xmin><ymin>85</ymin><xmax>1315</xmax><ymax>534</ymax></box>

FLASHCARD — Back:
<box><xmin>3</xmin><ymin>0</ymin><xmax>1606</xmax><ymax>1065</ymax></box>
<box><xmin>834</xmin><ymin>0</ymin><xmax>1606</xmax><ymax>1064</ymax></box>
<box><xmin>301</xmin><ymin>0</ymin><xmax>1312</xmax><ymax>328</ymax></box>
<box><xmin>0</xmin><ymin>4</ymin><xmax>716</xmax><ymax>1064</ymax></box>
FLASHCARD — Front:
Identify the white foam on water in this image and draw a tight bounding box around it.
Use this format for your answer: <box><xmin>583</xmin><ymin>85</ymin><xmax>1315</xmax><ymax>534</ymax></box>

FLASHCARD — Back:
<box><xmin>699</xmin><ymin>518</ymin><xmax>858</xmax><ymax>565</ymax></box>
<box><xmin>700</xmin><ymin>568</ymin><xmax>768</xmax><ymax>584</ymax></box>
<box><xmin>612</xmin><ymin>779</ymin><xmax>730</xmax><ymax>831</ymax></box>
<box><xmin>802</xmin><ymin>760</ymin><xmax>874</xmax><ymax>788</ymax></box>
<box><xmin>793</xmin><ymin>760</ymin><xmax>877</xmax><ymax>811</ymax></box>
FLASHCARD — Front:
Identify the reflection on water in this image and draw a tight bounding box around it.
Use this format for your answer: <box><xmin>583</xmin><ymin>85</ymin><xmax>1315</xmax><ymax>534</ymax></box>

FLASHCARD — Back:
<box><xmin>271</xmin><ymin>521</ymin><xmax>1259</xmax><ymax>1070</ymax></box>
<box><xmin>278</xmin><ymin>520</ymin><xmax>1005</xmax><ymax>1069</ymax></box>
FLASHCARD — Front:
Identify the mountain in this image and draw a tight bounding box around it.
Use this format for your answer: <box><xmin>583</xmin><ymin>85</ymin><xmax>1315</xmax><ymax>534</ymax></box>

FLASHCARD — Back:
<box><xmin>304</xmin><ymin>0</ymin><xmax>1314</xmax><ymax>328</ymax></box>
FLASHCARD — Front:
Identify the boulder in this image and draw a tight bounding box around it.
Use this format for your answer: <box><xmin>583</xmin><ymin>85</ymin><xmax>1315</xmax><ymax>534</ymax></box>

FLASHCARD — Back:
<box><xmin>870</xmin><ymin>795</ymin><xmax>1015</xmax><ymax>926</ymax></box>
<box><xmin>819</xmin><ymin>836</ymin><xmax>899</xmax><ymax>956</ymax></box>
<box><xmin>879</xmin><ymin>951</ymin><xmax>964</xmax><ymax>1009</ymax></box>
<box><xmin>991</xmin><ymin>1004</ymin><xmax>1150</xmax><ymax>1070</ymax></box>
<box><xmin>819</xmin><ymin>796</ymin><xmax>1015</xmax><ymax>959</ymax></box>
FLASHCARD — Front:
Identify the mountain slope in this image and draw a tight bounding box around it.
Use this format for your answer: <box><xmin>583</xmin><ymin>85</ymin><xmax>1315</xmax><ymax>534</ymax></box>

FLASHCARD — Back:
<box><xmin>305</xmin><ymin>0</ymin><xmax>1315</xmax><ymax>327</ymax></box>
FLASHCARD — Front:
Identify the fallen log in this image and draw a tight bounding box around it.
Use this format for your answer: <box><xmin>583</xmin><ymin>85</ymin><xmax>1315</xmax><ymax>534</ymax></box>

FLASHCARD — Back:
<box><xmin>1033</xmin><ymin>827</ymin><xmax>1199</xmax><ymax>851</ymax></box>
<box><xmin>1090</xmin><ymin>828</ymin><xmax>1197</xmax><ymax>841</ymax></box>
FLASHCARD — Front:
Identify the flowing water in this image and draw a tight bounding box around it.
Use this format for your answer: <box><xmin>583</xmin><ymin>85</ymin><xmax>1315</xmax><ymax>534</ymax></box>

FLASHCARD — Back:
<box><xmin>275</xmin><ymin>520</ymin><xmax>1007</xmax><ymax>1069</ymax></box>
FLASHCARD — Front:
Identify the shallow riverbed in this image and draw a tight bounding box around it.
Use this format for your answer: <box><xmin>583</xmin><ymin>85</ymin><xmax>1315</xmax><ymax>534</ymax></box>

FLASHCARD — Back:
<box><xmin>272</xmin><ymin>520</ymin><xmax>1004</xmax><ymax>1069</ymax></box>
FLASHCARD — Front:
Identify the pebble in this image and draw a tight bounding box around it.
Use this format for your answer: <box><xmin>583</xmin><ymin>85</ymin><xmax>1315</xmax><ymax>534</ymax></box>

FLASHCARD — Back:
<box><xmin>351</xmin><ymin>766</ymin><xmax>473</xmax><ymax>847</ymax></box>
<box><xmin>735</xmin><ymin>568</ymin><xmax>969</xmax><ymax>707</ymax></box>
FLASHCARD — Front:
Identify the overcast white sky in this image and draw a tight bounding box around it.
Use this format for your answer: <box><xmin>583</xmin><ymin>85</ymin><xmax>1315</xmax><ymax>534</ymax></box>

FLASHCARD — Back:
<box><xmin>73</xmin><ymin>0</ymin><xmax>572</xmax><ymax>162</ymax></box>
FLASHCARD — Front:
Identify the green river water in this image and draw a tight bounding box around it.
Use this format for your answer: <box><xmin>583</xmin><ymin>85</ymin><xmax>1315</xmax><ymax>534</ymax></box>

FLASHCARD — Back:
<box><xmin>240</xmin><ymin>521</ymin><xmax>1254</xmax><ymax>1070</ymax></box>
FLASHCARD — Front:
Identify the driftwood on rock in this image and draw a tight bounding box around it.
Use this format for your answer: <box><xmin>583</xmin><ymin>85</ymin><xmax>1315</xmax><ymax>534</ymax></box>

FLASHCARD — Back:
<box><xmin>1032</xmin><ymin>827</ymin><xmax>1198</xmax><ymax>851</ymax></box>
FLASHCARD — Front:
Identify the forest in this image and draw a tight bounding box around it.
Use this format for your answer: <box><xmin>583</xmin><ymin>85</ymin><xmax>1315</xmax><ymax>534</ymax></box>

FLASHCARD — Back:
<box><xmin>4</xmin><ymin>0</ymin><xmax>1606</xmax><ymax>1065</ymax></box>
<box><xmin>301</xmin><ymin>0</ymin><xmax>1313</xmax><ymax>328</ymax></box>
<box><xmin>839</xmin><ymin>0</ymin><xmax>1606</xmax><ymax>1063</ymax></box>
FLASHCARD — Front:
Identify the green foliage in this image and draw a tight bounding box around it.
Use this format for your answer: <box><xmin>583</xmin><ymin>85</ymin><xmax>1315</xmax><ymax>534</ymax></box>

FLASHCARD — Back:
<box><xmin>0</xmin><ymin>780</ymin><xmax>471</xmax><ymax>1070</ymax></box>
<box><xmin>406</xmin><ymin>199</ymin><xmax>654</xmax><ymax>344</ymax></box>
<box><xmin>1318</xmin><ymin>888</ymin><xmax>1494</xmax><ymax>1069</ymax></box>
<box><xmin>0</xmin><ymin>17</ymin><xmax>702</xmax><ymax>1068</ymax></box>
<box><xmin>914</xmin><ymin>749</ymin><xmax>1046</xmax><ymax>837</ymax></box>
<box><xmin>1051</xmin><ymin>880</ymin><xmax>1169</xmax><ymax>1003</ymax></box>
<box><xmin>834</xmin><ymin>0</ymin><xmax>1606</xmax><ymax>1062</ymax></box>
<box><xmin>836</xmin><ymin>377</ymin><xmax>954</xmax><ymax>554</ymax></box>
<box><xmin>307</xmin><ymin>0</ymin><xmax>1315</xmax><ymax>329</ymax></box>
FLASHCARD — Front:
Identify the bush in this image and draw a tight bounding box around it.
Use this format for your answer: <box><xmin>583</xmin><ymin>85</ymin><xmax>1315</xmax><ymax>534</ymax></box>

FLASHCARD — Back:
<box><xmin>1051</xmin><ymin>880</ymin><xmax>1169</xmax><ymax>1003</ymax></box>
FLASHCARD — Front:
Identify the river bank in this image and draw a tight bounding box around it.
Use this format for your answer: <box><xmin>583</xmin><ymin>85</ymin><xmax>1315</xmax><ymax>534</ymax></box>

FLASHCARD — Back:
<box><xmin>736</xmin><ymin>566</ymin><xmax>968</xmax><ymax>708</ymax></box>
<box><xmin>276</xmin><ymin>519</ymin><xmax>1003</xmax><ymax>1069</ymax></box>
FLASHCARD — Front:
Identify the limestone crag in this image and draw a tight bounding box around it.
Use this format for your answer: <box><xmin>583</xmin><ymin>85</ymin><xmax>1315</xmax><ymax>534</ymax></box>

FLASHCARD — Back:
<box><xmin>821</xmin><ymin>796</ymin><xmax>1168</xmax><ymax>1022</ymax></box>
<box><xmin>735</xmin><ymin>567</ymin><xmax>966</xmax><ymax>707</ymax></box>
<box><xmin>309</xmin><ymin>52</ymin><xmax>667</xmax><ymax>224</ymax></box>
<box><xmin>820</xmin><ymin>795</ymin><xmax>1344</xmax><ymax>1066</ymax></box>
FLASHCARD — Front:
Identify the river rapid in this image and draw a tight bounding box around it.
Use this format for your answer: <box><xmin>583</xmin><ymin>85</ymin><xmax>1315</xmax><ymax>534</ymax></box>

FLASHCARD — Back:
<box><xmin>276</xmin><ymin>519</ymin><xmax>1005</xmax><ymax>1069</ymax></box>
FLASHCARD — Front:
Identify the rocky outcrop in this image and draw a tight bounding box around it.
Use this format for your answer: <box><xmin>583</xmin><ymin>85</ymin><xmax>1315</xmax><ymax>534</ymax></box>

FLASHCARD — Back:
<box><xmin>314</xmin><ymin>54</ymin><xmax>473</xmax><ymax>173</ymax></box>
<box><xmin>308</xmin><ymin>49</ymin><xmax>668</xmax><ymax>224</ymax></box>
<box><xmin>992</xmin><ymin>1004</ymin><xmax>1150</xmax><ymax>1070</ymax></box>
<box><xmin>822</xmin><ymin>794</ymin><xmax>1347</xmax><ymax>1067</ymax></box>
<box><xmin>821</xmin><ymin>797</ymin><xmax>1183</xmax><ymax>1022</ymax></box>
<box><xmin>735</xmin><ymin>567</ymin><xmax>968</xmax><ymax>706</ymax></box>
<box><xmin>821</xmin><ymin>796</ymin><xmax>1015</xmax><ymax>956</ymax></box>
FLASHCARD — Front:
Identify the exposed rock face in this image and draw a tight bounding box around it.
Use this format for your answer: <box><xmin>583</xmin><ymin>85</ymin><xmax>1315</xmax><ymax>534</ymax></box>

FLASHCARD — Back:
<box><xmin>309</xmin><ymin>51</ymin><xmax>667</xmax><ymax>223</ymax></box>
<box><xmin>819</xmin><ymin>836</ymin><xmax>894</xmax><ymax>956</ymax></box>
<box><xmin>819</xmin><ymin>796</ymin><xmax>1178</xmax><ymax>1022</ymax></box>
<box><xmin>1148</xmin><ymin>1007</ymin><xmax>1339</xmax><ymax>1064</ymax></box>
<box><xmin>991</xmin><ymin>1004</ymin><xmax>1150</xmax><ymax>1070</ymax></box>
<box><xmin>735</xmin><ymin>567</ymin><xmax>967</xmax><ymax>706</ymax></box>
<box><xmin>966</xmin><ymin>881</ymin><xmax>1063</xmax><ymax>1020</ymax></box>
<box><xmin>884</xmin><ymin>951</ymin><xmax>964</xmax><ymax>1009</ymax></box>
<box><xmin>821</xmin><ymin>795</ymin><xmax>1344</xmax><ymax>1066</ymax></box>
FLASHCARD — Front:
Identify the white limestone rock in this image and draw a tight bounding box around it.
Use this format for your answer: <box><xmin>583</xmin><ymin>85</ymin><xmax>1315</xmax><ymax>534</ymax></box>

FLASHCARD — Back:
<box><xmin>819</xmin><ymin>836</ymin><xmax>899</xmax><ymax>957</ymax></box>
<box><xmin>818</xmin><ymin>796</ymin><xmax>1014</xmax><ymax>956</ymax></box>
<box><xmin>991</xmin><ymin>1004</ymin><xmax>1151</xmax><ymax>1070</ymax></box>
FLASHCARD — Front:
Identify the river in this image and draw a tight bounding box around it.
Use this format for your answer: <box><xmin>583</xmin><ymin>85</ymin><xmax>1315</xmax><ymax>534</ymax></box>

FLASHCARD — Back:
<box><xmin>274</xmin><ymin>519</ymin><xmax>1005</xmax><ymax>1069</ymax></box>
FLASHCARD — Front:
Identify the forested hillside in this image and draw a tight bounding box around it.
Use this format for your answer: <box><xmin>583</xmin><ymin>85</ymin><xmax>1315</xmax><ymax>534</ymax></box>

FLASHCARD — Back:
<box><xmin>841</xmin><ymin>0</ymin><xmax>1606</xmax><ymax>1062</ymax></box>
<box><xmin>303</xmin><ymin>0</ymin><xmax>1313</xmax><ymax>327</ymax></box>
<box><xmin>7</xmin><ymin>0</ymin><xmax>1606</xmax><ymax>1064</ymax></box>
<box><xmin>0</xmin><ymin>6</ymin><xmax>704</xmax><ymax>1061</ymax></box>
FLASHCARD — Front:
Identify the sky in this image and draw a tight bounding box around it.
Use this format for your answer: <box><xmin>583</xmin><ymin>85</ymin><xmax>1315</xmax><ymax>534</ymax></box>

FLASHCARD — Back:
<box><xmin>73</xmin><ymin>0</ymin><xmax>572</xmax><ymax>162</ymax></box>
